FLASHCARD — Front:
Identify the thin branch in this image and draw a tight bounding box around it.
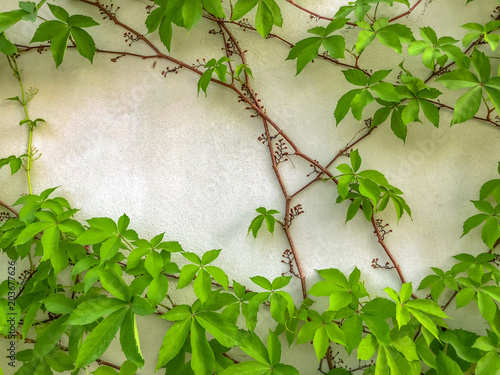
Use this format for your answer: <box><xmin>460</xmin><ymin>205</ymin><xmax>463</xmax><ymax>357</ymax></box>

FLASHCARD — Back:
<box><xmin>0</xmin><ymin>199</ymin><xmax>19</xmax><ymax>217</ymax></box>
<box><xmin>388</xmin><ymin>0</ymin><xmax>424</xmax><ymax>23</ymax></box>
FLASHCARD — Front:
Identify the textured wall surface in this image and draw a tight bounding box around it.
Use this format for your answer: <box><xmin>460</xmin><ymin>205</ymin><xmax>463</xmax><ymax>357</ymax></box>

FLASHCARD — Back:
<box><xmin>1</xmin><ymin>0</ymin><xmax>500</xmax><ymax>373</ymax></box>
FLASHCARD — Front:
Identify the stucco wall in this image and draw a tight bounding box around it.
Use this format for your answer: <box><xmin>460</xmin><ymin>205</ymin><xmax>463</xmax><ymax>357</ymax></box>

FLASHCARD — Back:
<box><xmin>1</xmin><ymin>0</ymin><xmax>500</xmax><ymax>373</ymax></box>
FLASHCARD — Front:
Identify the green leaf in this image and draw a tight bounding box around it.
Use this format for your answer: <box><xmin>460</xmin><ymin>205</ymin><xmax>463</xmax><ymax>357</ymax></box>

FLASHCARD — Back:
<box><xmin>322</xmin><ymin>35</ymin><xmax>345</xmax><ymax>59</ymax></box>
<box><xmin>359</xmin><ymin>178</ymin><xmax>381</xmax><ymax>206</ymax></box>
<box><xmin>131</xmin><ymin>295</ymin><xmax>156</xmax><ymax>316</ymax></box>
<box><xmin>440</xmin><ymin>329</ymin><xmax>482</xmax><ymax>363</ymax></box>
<box><xmin>0</xmin><ymin>33</ymin><xmax>17</xmax><ymax>54</ymax></box>
<box><xmin>371</xmin><ymin>83</ymin><xmax>400</xmax><ymax>104</ymax></box>
<box><xmin>14</xmin><ymin>221</ymin><xmax>52</xmax><ymax>245</ymax></box>
<box><xmin>270</xmin><ymin>292</ymin><xmax>287</xmax><ymax>324</ymax></box>
<box><xmin>40</xmin><ymin>224</ymin><xmax>60</xmax><ymax>261</ymax></box>
<box><xmin>313</xmin><ymin>325</ymin><xmax>329</xmax><ymax>361</ymax></box>
<box><xmin>471</xmin><ymin>49</ymin><xmax>491</xmax><ymax>82</ymax></box>
<box><xmin>156</xmin><ymin>318</ymin><xmax>191</xmax><ymax>370</ymax></box>
<box><xmin>148</xmin><ymin>274</ymin><xmax>169</xmax><ymax>306</ymax></box>
<box><xmin>391</xmin><ymin>106</ymin><xmax>407</xmax><ymax>141</ymax></box>
<box><xmin>0</xmin><ymin>10</ymin><xmax>26</xmax><ymax>33</ymax></box>
<box><xmin>455</xmin><ymin>287</ymin><xmax>475</xmax><ymax>308</ymax></box>
<box><xmin>475</xmin><ymin>349</ymin><xmax>500</xmax><ymax>375</ymax></box>
<box><xmin>232</xmin><ymin>0</ymin><xmax>259</xmax><ymax>20</ymax></box>
<box><xmin>405</xmin><ymin>299</ymin><xmax>448</xmax><ymax>318</ymax></box>
<box><xmin>202</xmin><ymin>0</ymin><xmax>225</xmax><ymax>17</ymax></box>
<box><xmin>335</xmin><ymin>89</ymin><xmax>361</xmax><ymax>125</ymax></box>
<box><xmin>219</xmin><ymin>362</ymin><xmax>270</xmax><ymax>375</ymax></box>
<box><xmin>22</xmin><ymin>301</ymin><xmax>42</xmax><ymax>339</ymax></box>
<box><xmin>100</xmin><ymin>269</ymin><xmax>132</xmax><ymax>302</ymax></box>
<box><xmin>69</xmin><ymin>298</ymin><xmax>128</xmax><ymax>325</ymax></box>
<box><xmin>437</xmin><ymin>69</ymin><xmax>479</xmax><ymax>89</ymax></box>
<box><xmin>286</xmin><ymin>37</ymin><xmax>322</xmax><ymax>75</ymax></box>
<box><xmin>419</xmin><ymin>99</ymin><xmax>439</xmax><ymax>127</ymax></box>
<box><xmin>401</xmin><ymin>99</ymin><xmax>420</xmax><ymax>125</ymax></box>
<box><xmin>341</xmin><ymin>314</ymin><xmax>362</xmax><ymax>354</ymax></box>
<box><xmin>351</xmin><ymin>89</ymin><xmax>373</xmax><ymax>120</ymax></box>
<box><xmin>255</xmin><ymin>0</ymin><xmax>273</xmax><ymax>37</ymax></box>
<box><xmin>356</xmin><ymin>29</ymin><xmax>376</xmax><ymax>53</ymax></box>
<box><xmin>194</xmin><ymin>268</ymin><xmax>212</xmax><ymax>304</ymax></box>
<box><xmin>191</xmin><ymin>319</ymin><xmax>215</xmax><ymax>375</ymax></box>
<box><xmin>271</xmin><ymin>276</ymin><xmax>292</xmax><ymax>290</ymax></box>
<box><xmin>34</xmin><ymin>315</ymin><xmax>70</xmax><ymax>357</ymax></box>
<box><xmin>44</xmin><ymin>294</ymin><xmax>76</xmax><ymax>314</ymax></box>
<box><xmin>74</xmin><ymin>307</ymin><xmax>121</xmax><ymax>368</ymax></box>
<box><xmin>145</xmin><ymin>250</ymin><xmax>164</xmax><ymax>277</ymax></box>
<box><xmin>482</xmin><ymin>217</ymin><xmax>500</xmax><ymax>249</ymax></box>
<box><xmin>357</xmin><ymin>334</ymin><xmax>378</xmax><ymax>360</ymax></box>
<box><xmin>48</xmin><ymin>4</ymin><xmax>69</xmax><ymax>22</ymax></box>
<box><xmin>436</xmin><ymin>351</ymin><xmax>463</xmax><ymax>375</ymax></box>
<box><xmin>343</xmin><ymin>69</ymin><xmax>368</xmax><ymax>86</ymax></box>
<box><xmin>68</xmin><ymin>14</ymin><xmax>99</xmax><ymax>28</ymax></box>
<box><xmin>71</xmin><ymin>27</ymin><xmax>96</xmax><ymax>62</ymax></box>
<box><xmin>196</xmin><ymin>311</ymin><xmax>241</xmax><ymax>347</ymax></box>
<box><xmin>451</xmin><ymin>85</ymin><xmax>482</xmax><ymax>125</ymax></box>
<box><xmin>205</xmin><ymin>266</ymin><xmax>229</xmax><ymax>290</ymax></box>
<box><xmin>251</xmin><ymin>276</ymin><xmax>273</xmax><ymax>291</ymax></box>
<box><xmin>50</xmin><ymin>28</ymin><xmax>71</xmax><ymax>67</ymax></box>
<box><xmin>178</xmin><ymin>264</ymin><xmax>200</xmax><ymax>288</ymax></box>
<box><xmin>345</xmin><ymin>197</ymin><xmax>362</xmax><ymax>222</ymax></box>
<box><xmin>120</xmin><ymin>310</ymin><xmax>145</xmax><ymax>368</ymax></box>
<box><xmin>202</xmin><ymin>249</ymin><xmax>221</xmax><ymax>265</ymax></box>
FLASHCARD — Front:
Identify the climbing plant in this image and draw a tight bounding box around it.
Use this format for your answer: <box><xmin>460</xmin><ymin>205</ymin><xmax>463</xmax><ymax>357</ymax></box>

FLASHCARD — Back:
<box><xmin>0</xmin><ymin>0</ymin><xmax>500</xmax><ymax>374</ymax></box>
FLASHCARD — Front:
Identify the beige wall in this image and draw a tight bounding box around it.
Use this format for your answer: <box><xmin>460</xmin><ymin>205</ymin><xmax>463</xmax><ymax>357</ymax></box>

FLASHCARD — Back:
<box><xmin>1</xmin><ymin>0</ymin><xmax>500</xmax><ymax>373</ymax></box>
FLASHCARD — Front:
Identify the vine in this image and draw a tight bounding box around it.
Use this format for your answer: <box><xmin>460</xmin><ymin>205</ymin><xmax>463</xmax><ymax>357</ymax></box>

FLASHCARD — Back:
<box><xmin>0</xmin><ymin>0</ymin><xmax>499</xmax><ymax>375</ymax></box>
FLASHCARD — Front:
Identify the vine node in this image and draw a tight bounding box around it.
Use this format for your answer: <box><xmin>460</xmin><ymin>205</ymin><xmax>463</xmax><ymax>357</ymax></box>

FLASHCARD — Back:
<box><xmin>289</xmin><ymin>204</ymin><xmax>304</xmax><ymax>224</ymax></box>
<box><xmin>307</xmin><ymin>160</ymin><xmax>321</xmax><ymax>177</ymax></box>
<box><xmin>274</xmin><ymin>138</ymin><xmax>290</xmax><ymax>165</ymax></box>
<box><xmin>374</xmin><ymin>218</ymin><xmax>392</xmax><ymax>240</ymax></box>
<box><xmin>371</xmin><ymin>258</ymin><xmax>395</xmax><ymax>270</ymax></box>
<box><xmin>281</xmin><ymin>249</ymin><xmax>300</xmax><ymax>278</ymax></box>
<box><xmin>162</xmin><ymin>65</ymin><xmax>182</xmax><ymax>77</ymax></box>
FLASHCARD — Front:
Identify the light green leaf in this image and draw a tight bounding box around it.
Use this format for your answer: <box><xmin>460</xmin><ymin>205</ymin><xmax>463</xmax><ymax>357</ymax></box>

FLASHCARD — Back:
<box><xmin>475</xmin><ymin>349</ymin><xmax>500</xmax><ymax>375</ymax></box>
<box><xmin>148</xmin><ymin>273</ymin><xmax>169</xmax><ymax>306</ymax></box>
<box><xmin>120</xmin><ymin>310</ymin><xmax>145</xmax><ymax>368</ymax></box>
<box><xmin>156</xmin><ymin>318</ymin><xmax>191</xmax><ymax>371</ymax></box>
<box><xmin>437</xmin><ymin>69</ymin><xmax>479</xmax><ymax>89</ymax></box>
<box><xmin>232</xmin><ymin>0</ymin><xmax>259</xmax><ymax>20</ymax></box>
<box><xmin>75</xmin><ymin>308</ymin><xmax>127</xmax><ymax>368</ymax></box>
<box><xmin>219</xmin><ymin>362</ymin><xmax>270</xmax><ymax>375</ymax></box>
<box><xmin>145</xmin><ymin>250</ymin><xmax>164</xmax><ymax>278</ymax></box>
<box><xmin>177</xmin><ymin>264</ymin><xmax>200</xmax><ymax>288</ymax></box>
<box><xmin>191</xmin><ymin>319</ymin><xmax>215</xmax><ymax>375</ymax></box>
<box><xmin>100</xmin><ymin>269</ymin><xmax>132</xmax><ymax>302</ymax></box>
<box><xmin>194</xmin><ymin>268</ymin><xmax>212</xmax><ymax>304</ymax></box>
<box><xmin>357</xmin><ymin>334</ymin><xmax>377</xmax><ymax>360</ymax></box>
<box><xmin>69</xmin><ymin>298</ymin><xmax>127</xmax><ymax>325</ymax></box>
<box><xmin>196</xmin><ymin>311</ymin><xmax>241</xmax><ymax>347</ymax></box>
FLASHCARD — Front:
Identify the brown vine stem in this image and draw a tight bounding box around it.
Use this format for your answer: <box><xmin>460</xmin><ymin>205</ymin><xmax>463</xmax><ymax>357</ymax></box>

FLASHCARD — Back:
<box><xmin>284</xmin><ymin>0</ymin><xmax>334</xmax><ymax>22</ymax></box>
<box><xmin>0</xmin><ymin>199</ymin><xmax>19</xmax><ymax>216</ymax></box>
<box><xmin>388</xmin><ymin>0</ymin><xmax>424</xmax><ymax>23</ymax></box>
<box><xmin>209</xmin><ymin>16</ymin><xmax>361</xmax><ymax>71</ymax></box>
<box><xmin>290</xmin><ymin>128</ymin><xmax>372</xmax><ymax>199</ymax></box>
<box><xmin>371</xmin><ymin>215</ymin><xmax>418</xmax><ymax>299</ymax></box>
<box><xmin>217</xmin><ymin>21</ymin><xmax>308</xmax><ymax>298</ymax></box>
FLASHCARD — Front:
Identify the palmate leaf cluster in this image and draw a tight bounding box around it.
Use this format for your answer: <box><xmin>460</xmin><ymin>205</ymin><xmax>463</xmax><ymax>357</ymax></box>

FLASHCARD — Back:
<box><xmin>0</xmin><ymin>0</ymin><xmax>500</xmax><ymax>374</ymax></box>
